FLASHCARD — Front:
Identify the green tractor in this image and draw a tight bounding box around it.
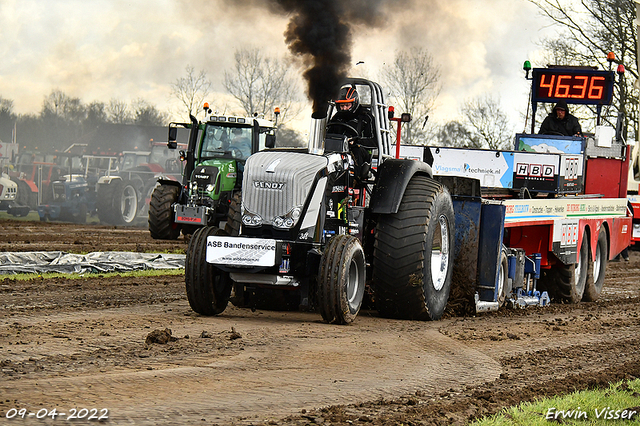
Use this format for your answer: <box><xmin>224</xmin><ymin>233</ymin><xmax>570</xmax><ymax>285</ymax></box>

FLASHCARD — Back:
<box><xmin>148</xmin><ymin>112</ymin><xmax>277</xmax><ymax>240</ymax></box>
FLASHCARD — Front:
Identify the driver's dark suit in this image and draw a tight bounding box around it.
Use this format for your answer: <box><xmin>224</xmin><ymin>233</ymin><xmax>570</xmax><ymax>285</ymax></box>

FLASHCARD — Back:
<box><xmin>327</xmin><ymin>106</ymin><xmax>376</xmax><ymax>178</ymax></box>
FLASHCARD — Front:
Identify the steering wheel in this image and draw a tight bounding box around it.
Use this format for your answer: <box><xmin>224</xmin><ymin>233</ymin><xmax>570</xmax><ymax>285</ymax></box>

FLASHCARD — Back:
<box><xmin>327</xmin><ymin>122</ymin><xmax>358</xmax><ymax>138</ymax></box>
<box><xmin>230</xmin><ymin>147</ymin><xmax>244</xmax><ymax>158</ymax></box>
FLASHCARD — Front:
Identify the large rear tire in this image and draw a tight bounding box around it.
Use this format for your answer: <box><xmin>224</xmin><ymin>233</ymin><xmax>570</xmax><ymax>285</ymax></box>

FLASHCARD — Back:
<box><xmin>148</xmin><ymin>184</ymin><xmax>181</xmax><ymax>240</ymax></box>
<box><xmin>185</xmin><ymin>226</ymin><xmax>232</xmax><ymax>316</ymax></box>
<box><xmin>539</xmin><ymin>230</ymin><xmax>588</xmax><ymax>303</ymax></box>
<box><xmin>373</xmin><ymin>176</ymin><xmax>455</xmax><ymax>321</ymax></box>
<box><xmin>16</xmin><ymin>180</ymin><xmax>37</xmax><ymax>210</ymax></box>
<box><xmin>317</xmin><ymin>234</ymin><xmax>366</xmax><ymax>324</ymax></box>
<box><xmin>224</xmin><ymin>191</ymin><xmax>242</xmax><ymax>236</ymax></box>
<box><xmin>97</xmin><ymin>180</ymin><xmax>138</xmax><ymax>225</ymax></box>
<box><xmin>583</xmin><ymin>228</ymin><xmax>607</xmax><ymax>302</ymax></box>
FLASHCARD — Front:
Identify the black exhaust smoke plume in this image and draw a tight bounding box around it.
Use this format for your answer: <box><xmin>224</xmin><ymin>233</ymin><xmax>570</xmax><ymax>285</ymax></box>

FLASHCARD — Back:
<box><xmin>266</xmin><ymin>0</ymin><xmax>387</xmax><ymax>114</ymax></box>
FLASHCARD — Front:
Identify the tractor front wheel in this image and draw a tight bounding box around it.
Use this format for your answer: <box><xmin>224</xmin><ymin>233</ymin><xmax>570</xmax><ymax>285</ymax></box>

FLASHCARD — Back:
<box><xmin>148</xmin><ymin>184</ymin><xmax>181</xmax><ymax>240</ymax></box>
<box><xmin>317</xmin><ymin>234</ymin><xmax>366</xmax><ymax>325</ymax></box>
<box><xmin>185</xmin><ymin>226</ymin><xmax>232</xmax><ymax>316</ymax></box>
<box><xmin>224</xmin><ymin>191</ymin><xmax>242</xmax><ymax>236</ymax></box>
<box><xmin>73</xmin><ymin>203</ymin><xmax>87</xmax><ymax>224</ymax></box>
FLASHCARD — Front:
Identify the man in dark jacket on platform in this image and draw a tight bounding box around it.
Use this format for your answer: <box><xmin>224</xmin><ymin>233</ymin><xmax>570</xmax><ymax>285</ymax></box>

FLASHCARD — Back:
<box><xmin>539</xmin><ymin>99</ymin><xmax>582</xmax><ymax>136</ymax></box>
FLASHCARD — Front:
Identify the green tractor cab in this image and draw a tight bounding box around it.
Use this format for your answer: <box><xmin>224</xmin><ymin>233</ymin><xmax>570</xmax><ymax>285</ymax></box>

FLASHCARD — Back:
<box><xmin>149</xmin><ymin>113</ymin><xmax>277</xmax><ymax>240</ymax></box>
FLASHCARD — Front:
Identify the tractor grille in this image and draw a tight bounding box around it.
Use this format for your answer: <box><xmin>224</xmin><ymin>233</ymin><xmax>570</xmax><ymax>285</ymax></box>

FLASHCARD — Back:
<box><xmin>0</xmin><ymin>184</ymin><xmax>16</xmax><ymax>200</ymax></box>
<box><xmin>191</xmin><ymin>165</ymin><xmax>219</xmax><ymax>197</ymax></box>
<box><xmin>243</xmin><ymin>151</ymin><xmax>327</xmax><ymax>226</ymax></box>
<box><xmin>52</xmin><ymin>182</ymin><xmax>67</xmax><ymax>201</ymax></box>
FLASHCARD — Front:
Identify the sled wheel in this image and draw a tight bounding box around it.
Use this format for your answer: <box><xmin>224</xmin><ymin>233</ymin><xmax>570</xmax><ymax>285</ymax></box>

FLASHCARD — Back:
<box><xmin>317</xmin><ymin>234</ymin><xmax>366</xmax><ymax>324</ymax></box>
<box><xmin>539</xmin><ymin>229</ymin><xmax>588</xmax><ymax>303</ymax></box>
<box><xmin>224</xmin><ymin>191</ymin><xmax>242</xmax><ymax>236</ymax></box>
<box><xmin>148</xmin><ymin>184</ymin><xmax>182</xmax><ymax>240</ymax></box>
<box><xmin>583</xmin><ymin>228</ymin><xmax>608</xmax><ymax>302</ymax></box>
<box><xmin>185</xmin><ymin>226</ymin><xmax>232</xmax><ymax>315</ymax></box>
<box><xmin>497</xmin><ymin>249</ymin><xmax>511</xmax><ymax>307</ymax></box>
<box><xmin>373</xmin><ymin>176</ymin><xmax>454</xmax><ymax>320</ymax></box>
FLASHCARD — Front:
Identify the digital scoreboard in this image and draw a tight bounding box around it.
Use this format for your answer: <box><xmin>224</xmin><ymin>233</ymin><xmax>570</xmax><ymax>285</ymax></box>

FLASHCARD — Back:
<box><xmin>531</xmin><ymin>68</ymin><xmax>615</xmax><ymax>106</ymax></box>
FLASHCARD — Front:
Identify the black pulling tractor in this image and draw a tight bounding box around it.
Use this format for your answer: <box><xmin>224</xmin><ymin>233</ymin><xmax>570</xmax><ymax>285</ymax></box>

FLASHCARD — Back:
<box><xmin>185</xmin><ymin>78</ymin><xmax>455</xmax><ymax>324</ymax></box>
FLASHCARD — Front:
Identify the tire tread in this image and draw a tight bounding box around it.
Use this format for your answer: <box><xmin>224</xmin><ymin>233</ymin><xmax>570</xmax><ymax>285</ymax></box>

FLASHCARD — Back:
<box><xmin>373</xmin><ymin>176</ymin><xmax>453</xmax><ymax>320</ymax></box>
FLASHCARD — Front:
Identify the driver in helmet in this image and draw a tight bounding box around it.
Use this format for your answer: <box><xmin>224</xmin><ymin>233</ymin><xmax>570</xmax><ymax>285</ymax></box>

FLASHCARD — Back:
<box><xmin>327</xmin><ymin>84</ymin><xmax>376</xmax><ymax>180</ymax></box>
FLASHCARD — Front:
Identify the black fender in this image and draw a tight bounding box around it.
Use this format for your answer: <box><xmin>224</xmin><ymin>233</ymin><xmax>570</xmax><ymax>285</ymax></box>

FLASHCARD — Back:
<box><xmin>370</xmin><ymin>159</ymin><xmax>433</xmax><ymax>214</ymax></box>
<box><xmin>156</xmin><ymin>178</ymin><xmax>181</xmax><ymax>188</ymax></box>
<box><xmin>156</xmin><ymin>178</ymin><xmax>185</xmax><ymax>203</ymax></box>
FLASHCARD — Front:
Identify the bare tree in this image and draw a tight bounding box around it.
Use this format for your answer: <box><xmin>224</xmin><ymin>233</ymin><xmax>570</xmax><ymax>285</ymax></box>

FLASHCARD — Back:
<box><xmin>461</xmin><ymin>95</ymin><xmax>513</xmax><ymax>150</ymax></box>
<box><xmin>380</xmin><ymin>47</ymin><xmax>441</xmax><ymax>145</ymax></box>
<box><xmin>275</xmin><ymin>127</ymin><xmax>305</xmax><ymax>148</ymax></box>
<box><xmin>171</xmin><ymin>65</ymin><xmax>212</xmax><ymax>120</ymax></box>
<box><xmin>223</xmin><ymin>48</ymin><xmax>301</xmax><ymax>124</ymax></box>
<box><xmin>434</xmin><ymin>120</ymin><xmax>476</xmax><ymax>148</ymax></box>
<box><xmin>0</xmin><ymin>96</ymin><xmax>16</xmax><ymax>144</ymax></box>
<box><xmin>0</xmin><ymin>96</ymin><xmax>14</xmax><ymax>116</ymax></box>
<box><xmin>41</xmin><ymin>90</ymin><xmax>85</xmax><ymax>124</ymax></box>
<box><xmin>86</xmin><ymin>101</ymin><xmax>107</xmax><ymax>125</ymax></box>
<box><xmin>108</xmin><ymin>98</ymin><xmax>132</xmax><ymax>124</ymax></box>
<box><xmin>529</xmin><ymin>0</ymin><xmax>638</xmax><ymax>138</ymax></box>
<box><xmin>131</xmin><ymin>99</ymin><xmax>168</xmax><ymax>126</ymax></box>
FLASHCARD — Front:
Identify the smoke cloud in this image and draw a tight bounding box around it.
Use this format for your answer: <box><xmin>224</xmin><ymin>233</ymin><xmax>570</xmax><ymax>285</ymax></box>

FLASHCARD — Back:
<box><xmin>273</xmin><ymin>1</ymin><xmax>387</xmax><ymax>113</ymax></box>
<box><xmin>228</xmin><ymin>0</ymin><xmax>390</xmax><ymax>113</ymax></box>
<box><xmin>2</xmin><ymin>0</ymin><xmax>552</xmax><ymax>132</ymax></box>
<box><xmin>279</xmin><ymin>1</ymin><xmax>353</xmax><ymax>113</ymax></box>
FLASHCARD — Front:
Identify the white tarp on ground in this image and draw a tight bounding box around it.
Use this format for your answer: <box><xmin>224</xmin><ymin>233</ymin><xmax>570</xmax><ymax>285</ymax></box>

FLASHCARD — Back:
<box><xmin>0</xmin><ymin>251</ymin><xmax>185</xmax><ymax>274</ymax></box>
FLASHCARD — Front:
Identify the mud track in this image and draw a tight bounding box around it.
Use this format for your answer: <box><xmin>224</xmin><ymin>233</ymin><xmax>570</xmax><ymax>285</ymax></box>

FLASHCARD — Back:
<box><xmin>0</xmin><ymin>219</ymin><xmax>639</xmax><ymax>425</ymax></box>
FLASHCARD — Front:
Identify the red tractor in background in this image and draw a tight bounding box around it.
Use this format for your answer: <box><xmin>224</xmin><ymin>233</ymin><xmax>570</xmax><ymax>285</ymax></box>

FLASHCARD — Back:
<box><xmin>8</xmin><ymin>152</ymin><xmax>58</xmax><ymax>211</ymax></box>
<box><xmin>6</xmin><ymin>144</ymin><xmax>91</xmax><ymax>214</ymax></box>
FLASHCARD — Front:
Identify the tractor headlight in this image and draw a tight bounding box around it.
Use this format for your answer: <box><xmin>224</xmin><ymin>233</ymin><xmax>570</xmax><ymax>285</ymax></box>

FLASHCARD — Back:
<box><xmin>206</xmin><ymin>183</ymin><xmax>215</xmax><ymax>192</ymax></box>
<box><xmin>272</xmin><ymin>207</ymin><xmax>302</xmax><ymax>230</ymax></box>
<box><xmin>242</xmin><ymin>212</ymin><xmax>263</xmax><ymax>227</ymax></box>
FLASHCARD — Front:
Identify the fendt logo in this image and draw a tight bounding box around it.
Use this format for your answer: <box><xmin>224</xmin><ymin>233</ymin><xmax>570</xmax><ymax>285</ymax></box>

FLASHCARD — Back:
<box><xmin>254</xmin><ymin>181</ymin><xmax>285</xmax><ymax>190</ymax></box>
<box><xmin>516</xmin><ymin>163</ymin><xmax>555</xmax><ymax>178</ymax></box>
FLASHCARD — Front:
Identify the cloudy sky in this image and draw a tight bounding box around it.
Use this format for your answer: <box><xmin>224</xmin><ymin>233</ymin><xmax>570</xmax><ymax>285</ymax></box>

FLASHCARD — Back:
<box><xmin>0</xmin><ymin>0</ymin><xmax>558</xmax><ymax>133</ymax></box>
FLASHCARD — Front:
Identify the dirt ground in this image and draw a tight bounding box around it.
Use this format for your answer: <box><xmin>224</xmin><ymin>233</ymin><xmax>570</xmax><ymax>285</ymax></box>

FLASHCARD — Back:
<box><xmin>0</xmin><ymin>219</ymin><xmax>639</xmax><ymax>425</ymax></box>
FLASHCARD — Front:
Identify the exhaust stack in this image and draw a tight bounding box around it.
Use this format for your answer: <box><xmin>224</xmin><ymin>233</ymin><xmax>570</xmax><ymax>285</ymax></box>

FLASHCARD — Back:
<box><xmin>308</xmin><ymin>111</ymin><xmax>327</xmax><ymax>155</ymax></box>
